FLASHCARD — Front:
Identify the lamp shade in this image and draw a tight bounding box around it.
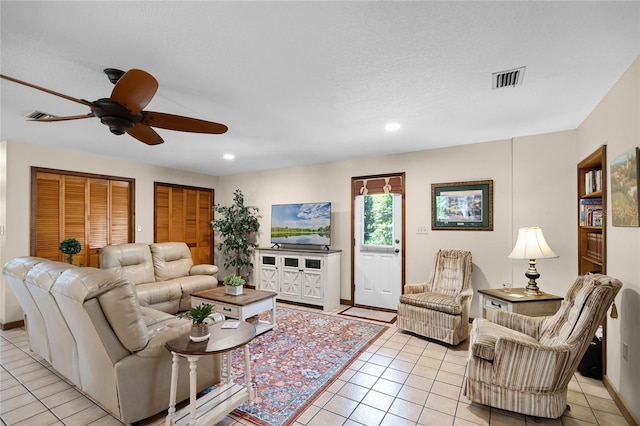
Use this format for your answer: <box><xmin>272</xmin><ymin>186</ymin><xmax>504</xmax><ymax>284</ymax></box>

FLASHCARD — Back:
<box><xmin>508</xmin><ymin>227</ymin><xmax>558</xmax><ymax>260</ymax></box>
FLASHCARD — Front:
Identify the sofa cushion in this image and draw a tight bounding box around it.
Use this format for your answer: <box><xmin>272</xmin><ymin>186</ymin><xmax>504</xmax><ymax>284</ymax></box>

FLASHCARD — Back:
<box><xmin>150</xmin><ymin>242</ymin><xmax>194</xmax><ymax>281</ymax></box>
<box><xmin>135</xmin><ymin>281</ymin><xmax>183</xmax><ymax>309</ymax></box>
<box><xmin>100</xmin><ymin>243</ymin><xmax>156</xmax><ymax>285</ymax></box>
<box><xmin>399</xmin><ymin>291</ymin><xmax>462</xmax><ymax>315</ymax></box>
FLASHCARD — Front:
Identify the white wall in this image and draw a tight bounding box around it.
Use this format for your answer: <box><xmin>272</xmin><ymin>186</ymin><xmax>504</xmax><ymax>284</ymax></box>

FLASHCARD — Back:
<box><xmin>578</xmin><ymin>56</ymin><xmax>640</xmax><ymax>422</ymax></box>
<box><xmin>219</xmin><ymin>134</ymin><xmax>578</xmax><ymax>318</ymax></box>
<box><xmin>0</xmin><ymin>140</ymin><xmax>219</xmax><ymax>324</ymax></box>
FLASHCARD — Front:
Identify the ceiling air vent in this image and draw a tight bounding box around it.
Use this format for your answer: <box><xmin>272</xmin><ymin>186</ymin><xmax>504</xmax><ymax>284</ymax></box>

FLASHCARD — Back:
<box><xmin>25</xmin><ymin>110</ymin><xmax>56</xmax><ymax>120</ymax></box>
<box><xmin>492</xmin><ymin>66</ymin><xmax>526</xmax><ymax>89</ymax></box>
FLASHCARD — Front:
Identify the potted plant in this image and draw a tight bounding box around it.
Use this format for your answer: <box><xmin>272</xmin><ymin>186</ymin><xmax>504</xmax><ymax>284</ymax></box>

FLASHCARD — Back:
<box><xmin>211</xmin><ymin>189</ymin><xmax>261</xmax><ymax>281</ymax></box>
<box><xmin>223</xmin><ymin>274</ymin><xmax>246</xmax><ymax>296</ymax></box>
<box><xmin>59</xmin><ymin>238</ymin><xmax>82</xmax><ymax>264</ymax></box>
<box><xmin>182</xmin><ymin>304</ymin><xmax>213</xmax><ymax>342</ymax></box>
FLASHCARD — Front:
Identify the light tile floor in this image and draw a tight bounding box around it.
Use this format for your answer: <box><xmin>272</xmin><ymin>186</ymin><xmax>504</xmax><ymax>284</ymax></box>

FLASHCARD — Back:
<box><xmin>0</xmin><ymin>304</ymin><xmax>629</xmax><ymax>426</ymax></box>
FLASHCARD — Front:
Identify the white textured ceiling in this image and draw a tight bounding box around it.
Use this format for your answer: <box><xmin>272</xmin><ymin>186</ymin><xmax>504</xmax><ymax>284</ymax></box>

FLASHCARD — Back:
<box><xmin>1</xmin><ymin>1</ymin><xmax>639</xmax><ymax>176</ymax></box>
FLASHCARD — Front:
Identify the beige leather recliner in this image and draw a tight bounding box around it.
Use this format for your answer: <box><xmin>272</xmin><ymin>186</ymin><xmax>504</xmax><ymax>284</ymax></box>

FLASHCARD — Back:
<box><xmin>3</xmin><ymin>257</ymin><xmax>221</xmax><ymax>424</ymax></box>
<box><xmin>100</xmin><ymin>242</ymin><xmax>218</xmax><ymax>313</ymax></box>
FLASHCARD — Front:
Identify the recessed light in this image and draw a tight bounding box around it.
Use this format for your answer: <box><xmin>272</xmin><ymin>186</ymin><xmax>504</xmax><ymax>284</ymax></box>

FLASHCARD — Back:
<box><xmin>223</xmin><ymin>153</ymin><xmax>235</xmax><ymax>160</ymax></box>
<box><xmin>385</xmin><ymin>122</ymin><xmax>401</xmax><ymax>132</ymax></box>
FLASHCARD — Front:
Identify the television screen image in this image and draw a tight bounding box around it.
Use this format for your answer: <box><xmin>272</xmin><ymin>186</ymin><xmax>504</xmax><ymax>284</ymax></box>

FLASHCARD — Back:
<box><xmin>271</xmin><ymin>202</ymin><xmax>331</xmax><ymax>246</ymax></box>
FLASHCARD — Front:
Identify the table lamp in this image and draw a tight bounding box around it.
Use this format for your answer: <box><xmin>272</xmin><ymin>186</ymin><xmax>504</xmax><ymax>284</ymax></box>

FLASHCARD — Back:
<box><xmin>508</xmin><ymin>227</ymin><xmax>558</xmax><ymax>296</ymax></box>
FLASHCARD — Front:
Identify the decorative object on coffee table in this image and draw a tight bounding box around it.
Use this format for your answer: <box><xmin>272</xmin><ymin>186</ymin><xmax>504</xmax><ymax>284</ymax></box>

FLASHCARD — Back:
<box><xmin>182</xmin><ymin>303</ymin><xmax>214</xmax><ymax>342</ymax></box>
<box><xmin>59</xmin><ymin>238</ymin><xmax>82</xmax><ymax>264</ymax></box>
<box><xmin>211</xmin><ymin>189</ymin><xmax>261</xmax><ymax>281</ymax></box>
<box><xmin>223</xmin><ymin>274</ymin><xmax>245</xmax><ymax>295</ymax></box>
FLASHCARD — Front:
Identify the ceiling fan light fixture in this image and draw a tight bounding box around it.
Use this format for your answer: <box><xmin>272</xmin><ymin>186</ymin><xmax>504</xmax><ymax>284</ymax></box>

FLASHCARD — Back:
<box><xmin>100</xmin><ymin>116</ymin><xmax>134</xmax><ymax>135</ymax></box>
<box><xmin>385</xmin><ymin>122</ymin><xmax>401</xmax><ymax>132</ymax></box>
<box><xmin>223</xmin><ymin>153</ymin><xmax>235</xmax><ymax>160</ymax></box>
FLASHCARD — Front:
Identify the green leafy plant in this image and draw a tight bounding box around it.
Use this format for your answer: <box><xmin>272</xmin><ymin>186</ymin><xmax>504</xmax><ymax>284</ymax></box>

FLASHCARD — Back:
<box><xmin>59</xmin><ymin>238</ymin><xmax>82</xmax><ymax>264</ymax></box>
<box><xmin>223</xmin><ymin>274</ymin><xmax>246</xmax><ymax>287</ymax></box>
<box><xmin>211</xmin><ymin>189</ymin><xmax>261</xmax><ymax>278</ymax></box>
<box><xmin>182</xmin><ymin>304</ymin><xmax>213</xmax><ymax>325</ymax></box>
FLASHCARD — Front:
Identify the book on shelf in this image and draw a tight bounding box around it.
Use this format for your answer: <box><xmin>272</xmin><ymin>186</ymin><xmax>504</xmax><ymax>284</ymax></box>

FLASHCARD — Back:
<box><xmin>584</xmin><ymin>169</ymin><xmax>602</xmax><ymax>195</ymax></box>
<box><xmin>585</xmin><ymin>232</ymin><xmax>603</xmax><ymax>263</ymax></box>
<box><xmin>580</xmin><ymin>198</ymin><xmax>602</xmax><ymax>226</ymax></box>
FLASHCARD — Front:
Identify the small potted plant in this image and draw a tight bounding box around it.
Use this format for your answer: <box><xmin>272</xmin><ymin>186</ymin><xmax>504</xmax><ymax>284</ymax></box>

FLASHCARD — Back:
<box><xmin>59</xmin><ymin>238</ymin><xmax>82</xmax><ymax>264</ymax></box>
<box><xmin>182</xmin><ymin>304</ymin><xmax>213</xmax><ymax>342</ymax></box>
<box><xmin>223</xmin><ymin>274</ymin><xmax>246</xmax><ymax>296</ymax></box>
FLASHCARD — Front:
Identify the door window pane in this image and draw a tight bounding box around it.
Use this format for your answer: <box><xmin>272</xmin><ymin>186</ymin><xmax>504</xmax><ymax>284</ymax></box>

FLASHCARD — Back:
<box><xmin>363</xmin><ymin>193</ymin><xmax>394</xmax><ymax>246</ymax></box>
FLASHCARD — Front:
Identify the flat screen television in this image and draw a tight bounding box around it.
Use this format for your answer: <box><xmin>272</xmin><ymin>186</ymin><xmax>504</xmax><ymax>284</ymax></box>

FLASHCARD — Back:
<box><xmin>270</xmin><ymin>202</ymin><xmax>331</xmax><ymax>247</ymax></box>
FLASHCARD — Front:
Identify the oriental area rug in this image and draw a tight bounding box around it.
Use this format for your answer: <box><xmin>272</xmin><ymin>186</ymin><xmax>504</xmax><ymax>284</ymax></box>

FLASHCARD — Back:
<box><xmin>205</xmin><ymin>306</ymin><xmax>387</xmax><ymax>426</ymax></box>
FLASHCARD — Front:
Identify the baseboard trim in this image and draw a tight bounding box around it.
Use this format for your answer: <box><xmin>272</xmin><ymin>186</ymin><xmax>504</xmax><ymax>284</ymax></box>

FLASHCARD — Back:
<box><xmin>603</xmin><ymin>374</ymin><xmax>639</xmax><ymax>426</ymax></box>
<box><xmin>0</xmin><ymin>320</ymin><xmax>24</xmax><ymax>330</ymax></box>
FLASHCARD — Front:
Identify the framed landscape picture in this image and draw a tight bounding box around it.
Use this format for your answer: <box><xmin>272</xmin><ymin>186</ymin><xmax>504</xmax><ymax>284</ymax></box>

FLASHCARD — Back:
<box><xmin>432</xmin><ymin>180</ymin><xmax>493</xmax><ymax>231</ymax></box>
<box><xmin>611</xmin><ymin>147</ymin><xmax>640</xmax><ymax>227</ymax></box>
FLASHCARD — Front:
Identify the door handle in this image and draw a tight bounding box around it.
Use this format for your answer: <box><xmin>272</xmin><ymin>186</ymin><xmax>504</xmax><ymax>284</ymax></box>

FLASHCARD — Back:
<box><xmin>394</xmin><ymin>248</ymin><xmax>400</xmax><ymax>253</ymax></box>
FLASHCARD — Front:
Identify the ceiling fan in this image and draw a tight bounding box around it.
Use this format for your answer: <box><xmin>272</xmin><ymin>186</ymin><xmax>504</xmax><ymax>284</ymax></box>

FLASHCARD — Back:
<box><xmin>0</xmin><ymin>68</ymin><xmax>228</xmax><ymax>145</ymax></box>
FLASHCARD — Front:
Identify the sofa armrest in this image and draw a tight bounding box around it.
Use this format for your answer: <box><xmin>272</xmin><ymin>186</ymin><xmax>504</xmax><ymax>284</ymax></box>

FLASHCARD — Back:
<box><xmin>404</xmin><ymin>283</ymin><xmax>428</xmax><ymax>294</ymax></box>
<box><xmin>493</xmin><ymin>310</ymin><xmax>545</xmax><ymax>339</ymax></box>
<box><xmin>190</xmin><ymin>264</ymin><xmax>219</xmax><ymax>276</ymax></box>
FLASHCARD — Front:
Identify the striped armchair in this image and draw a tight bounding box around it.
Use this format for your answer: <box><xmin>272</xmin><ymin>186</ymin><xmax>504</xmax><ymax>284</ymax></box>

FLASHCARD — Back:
<box><xmin>397</xmin><ymin>249</ymin><xmax>473</xmax><ymax>345</ymax></box>
<box><xmin>464</xmin><ymin>273</ymin><xmax>622</xmax><ymax>419</ymax></box>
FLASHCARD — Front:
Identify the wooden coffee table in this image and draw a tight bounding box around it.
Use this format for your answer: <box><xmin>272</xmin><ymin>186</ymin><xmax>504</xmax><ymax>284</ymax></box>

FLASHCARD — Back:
<box><xmin>192</xmin><ymin>287</ymin><xmax>277</xmax><ymax>335</ymax></box>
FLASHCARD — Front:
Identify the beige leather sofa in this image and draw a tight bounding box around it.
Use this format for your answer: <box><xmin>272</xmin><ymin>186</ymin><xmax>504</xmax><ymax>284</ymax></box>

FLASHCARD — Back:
<box><xmin>100</xmin><ymin>242</ymin><xmax>218</xmax><ymax>314</ymax></box>
<box><xmin>3</xmin><ymin>256</ymin><xmax>221</xmax><ymax>424</ymax></box>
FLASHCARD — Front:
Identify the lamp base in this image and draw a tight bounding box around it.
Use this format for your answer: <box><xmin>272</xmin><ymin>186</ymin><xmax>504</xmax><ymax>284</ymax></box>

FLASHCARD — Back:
<box><xmin>522</xmin><ymin>284</ymin><xmax>544</xmax><ymax>296</ymax></box>
<box><xmin>523</xmin><ymin>264</ymin><xmax>543</xmax><ymax>296</ymax></box>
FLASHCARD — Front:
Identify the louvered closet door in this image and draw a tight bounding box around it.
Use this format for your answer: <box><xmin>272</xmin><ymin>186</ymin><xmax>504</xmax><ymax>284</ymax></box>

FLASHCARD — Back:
<box><xmin>154</xmin><ymin>183</ymin><xmax>214</xmax><ymax>265</ymax></box>
<box><xmin>89</xmin><ymin>178</ymin><xmax>109</xmax><ymax>267</ymax></box>
<box><xmin>32</xmin><ymin>168</ymin><xmax>134</xmax><ymax>267</ymax></box>
<box><xmin>34</xmin><ymin>173</ymin><xmax>62</xmax><ymax>261</ymax></box>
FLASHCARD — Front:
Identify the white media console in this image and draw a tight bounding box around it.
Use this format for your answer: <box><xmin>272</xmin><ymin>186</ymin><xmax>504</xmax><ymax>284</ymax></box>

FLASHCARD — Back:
<box><xmin>255</xmin><ymin>247</ymin><xmax>341</xmax><ymax>311</ymax></box>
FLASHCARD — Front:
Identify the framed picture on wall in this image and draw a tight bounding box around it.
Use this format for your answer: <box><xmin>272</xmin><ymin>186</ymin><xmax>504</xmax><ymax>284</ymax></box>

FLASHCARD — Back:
<box><xmin>611</xmin><ymin>147</ymin><xmax>640</xmax><ymax>227</ymax></box>
<box><xmin>431</xmin><ymin>180</ymin><xmax>493</xmax><ymax>231</ymax></box>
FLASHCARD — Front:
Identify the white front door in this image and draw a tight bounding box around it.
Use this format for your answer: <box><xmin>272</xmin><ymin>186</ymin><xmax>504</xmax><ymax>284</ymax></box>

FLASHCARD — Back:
<box><xmin>354</xmin><ymin>193</ymin><xmax>402</xmax><ymax>310</ymax></box>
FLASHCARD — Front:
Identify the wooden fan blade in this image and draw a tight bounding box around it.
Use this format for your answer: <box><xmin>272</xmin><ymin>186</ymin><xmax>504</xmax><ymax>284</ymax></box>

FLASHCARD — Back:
<box><xmin>1</xmin><ymin>74</ymin><xmax>97</xmax><ymax>109</ymax></box>
<box><xmin>126</xmin><ymin>123</ymin><xmax>164</xmax><ymax>145</ymax></box>
<box><xmin>142</xmin><ymin>111</ymin><xmax>228</xmax><ymax>134</ymax></box>
<box><xmin>110</xmin><ymin>69</ymin><xmax>158</xmax><ymax>115</ymax></box>
<box><xmin>28</xmin><ymin>113</ymin><xmax>94</xmax><ymax>122</ymax></box>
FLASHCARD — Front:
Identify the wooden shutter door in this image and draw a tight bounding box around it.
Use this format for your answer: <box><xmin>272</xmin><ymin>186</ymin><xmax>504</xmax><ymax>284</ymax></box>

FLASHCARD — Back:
<box><xmin>32</xmin><ymin>168</ymin><xmax>134</xmax><ymax>266</ymax></box>
<box><xmin>34</xmin><ymin>173</ymin><xmax>62</xmax><ymax>261</ymax></box>
<box><xmin>110</xmin><ymin>180</ymin><xmax>131</xmax><ymax>245</ymax></box>
<box><xmin>88</xmin><ymin>178</ymin><xmax>109</xmax><ymax>267</ymax></box>
<box><xmin>154</xmin><ymin>183</ymin><xmax>214</xmax><ymax>265</ymax></box>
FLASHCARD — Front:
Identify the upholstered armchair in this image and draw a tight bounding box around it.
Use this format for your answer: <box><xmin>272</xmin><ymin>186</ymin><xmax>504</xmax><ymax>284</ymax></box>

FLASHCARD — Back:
<box><xmin>464</xmin><ymin>273</ymin><xmax>622</xmax><ymax>419</ymax></box>
<box><xmin>397</xmin><ymin>249</ymin><xmax>473</xmax><ymax>345</ymax></box>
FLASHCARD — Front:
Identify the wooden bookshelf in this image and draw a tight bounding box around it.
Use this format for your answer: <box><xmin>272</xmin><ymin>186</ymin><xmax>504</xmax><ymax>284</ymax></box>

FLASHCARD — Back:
<box><xmin>577</xmin><ymin>145</ymin><xmax>608</xmax><ymax>378</ymax></box>
<box><xmin>578</xmin><ymin>146</ymin><xmax>607</xmax><ymax>275</ymax></box>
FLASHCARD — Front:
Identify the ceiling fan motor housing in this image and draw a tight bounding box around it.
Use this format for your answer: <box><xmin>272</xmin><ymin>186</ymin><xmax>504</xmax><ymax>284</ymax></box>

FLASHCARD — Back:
<box><xmin>91</xmin><ymin>98</ymin><xmax>142</xmax><ymax>135</ymax></box>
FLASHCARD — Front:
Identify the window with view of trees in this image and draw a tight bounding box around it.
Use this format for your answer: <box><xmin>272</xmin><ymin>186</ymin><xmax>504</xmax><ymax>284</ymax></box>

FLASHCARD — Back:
<box><xmin>363</xmin><ymin>193</ymin><xmax>394</xmax><ymax>246</ymax></box>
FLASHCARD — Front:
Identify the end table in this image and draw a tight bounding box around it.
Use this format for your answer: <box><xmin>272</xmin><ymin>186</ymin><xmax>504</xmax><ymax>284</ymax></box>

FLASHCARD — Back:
<box><xmin>478</xmin><ymin>288</ymin><xmax>563</xmax><ymax>320</ymax></box>
<box><xmin>165</xmin><ymin>321</ymin><xmax>256</xmax><ymax>426</ymax></box>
